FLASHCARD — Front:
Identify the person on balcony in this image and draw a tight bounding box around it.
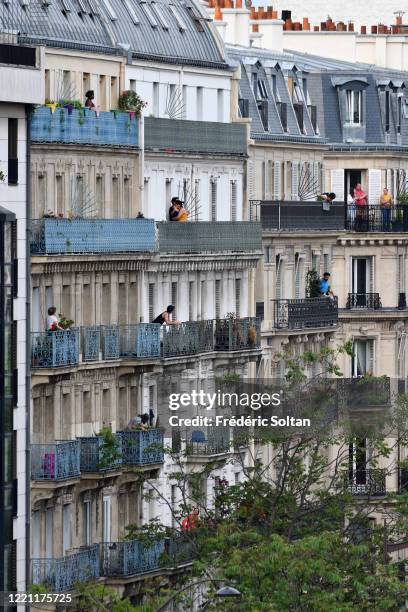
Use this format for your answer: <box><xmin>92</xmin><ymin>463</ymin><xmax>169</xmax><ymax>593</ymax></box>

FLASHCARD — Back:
<box><xmin>319</xmin><ymin>273</ymin><xmax>334</xmax><ymax>299</ymax></box>
<box><xmin>152</xmin><ymin>305</ymin><xmax>180</xmax><ymax>326</ymax></box>
<box><xmin>354</xmin><ymin>183</ymin><xmax>368</xmax><ymax>231</ymax></box>
<box><xmin>169</xmin><ymin>197</ymin><xmax>189</xmax><ymax>222</ymax></box>
<box><xmin>46</xmin><ymin>306</ymin><xmax>63</xmax><ymax>331</ymax></box>
<box><xmin>380</xmin><ymin>187</ymin><xmax>393</xmax><ymax>231</ymax></box>
<box><xmin>84</xmin><ymin>90</ymin><xmax>96</xmax><ymax>109</ymax></box>
<box><xmin>320</xmin><ymin>192</ymin><xmax>336</xmax><ymax>211</ymax></box>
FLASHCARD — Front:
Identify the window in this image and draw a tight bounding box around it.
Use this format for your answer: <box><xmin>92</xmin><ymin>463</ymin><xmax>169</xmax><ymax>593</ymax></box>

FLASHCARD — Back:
<box><xmin>230</xmin><ymin>180</ymin><xmax>237</xmax><ymax>221</ymax></box>
<box><xmin>153</xmin><ymin>81</ymin><xmax>159</xmax><ymax>115</ymax></box>
<box><xmin>102</xmin><ymin>0</ymin><xmax>117</xmax><ymax>20</ymax></box>
<box><xmin>148</xmin><ymin>283</ymin><xmax>155</xmax><ymax>322</ymax></box>
<box><xmin>258</xmin><ymin>79</ymin><xmax>268</xmax><ymax>100</ymax></box>
<box><xmin>275</xmin><ymin>254</ymin><xmax>284</xmax><ymax>300</ymax></box>
<box><xmin>235</xmin><ymin>279</ymin><xmax>241</xmax><ymax>316</ymax></box>
<box><xmin>257</xmin><ymin>100</ymin><xmax>268</xmax><ymax>131</ymax></box>
<box><xmin>171</xmin><ymin>282</ymin><xmax>178</xmax><ymax>319</ymax></box>
<box><xmin>151</xmin><ymin>2</ymin><xmax>169</xmax><ymax>29</ymax></box>
<box><xmin>83</xmin><ymin>501</ymin><xmax>91</xmax><ymax>546</ymax></box>
<box><xmin>277</xmin><ymin>102</ymin><xmax>287</xmax><ymax>131</ymax></box>
<box><xmin>217</xmin><ymin>89</ymin><xmax>224</xmax><ymax>122</ymax></box>
<box><xmin>103</xmin><ymin>496</ymin><xmax>111</xmax><ymax>542</ymax></box>
<box><xmin>346</xmin><ymin>90</ymin><xmax>362</xmax><ymax>124</ymax></box>
<box><xmin>8</xmin><ymin>119</ymin><xmax>18</xmax><ymax>185</ymax></box>
<box><xmin>210</xmin><ymin>179</ymin><xmax>217</xmax><ymax>221</ymax></box>
<box><xmin>197</xmin><ymin>87</ymin><xmax>203</xmax><ymax>120</ymax></box>
<box><xmin>385</xmin><ymin>90</ymin><xmax>390</xmax><ymax>133</ymax></box>
<box><xmin>271</xmin><ymin>74</ymin><xmax>277</xmax><ymax>98</ymax></box>
<box><xmin>168</xmin><ymin>3</ymin><xmax>187</xmax><ymax>31</ymax></box>
<box><xmin>189</xmin><ymin>281</ymin><xmax>194</xmax><ymax>320</ymax></box>
<box><xmin>397</xmin><ymin>96</ymin><xmax>402</xmax><ymax>134</ymax></box>
<box><xmin>123</xmin><ymin>0</ymin><xmax>139</xmax><ymax>24</ymax></box>
<box><xmin>215</xmin><ymin>280</ymin><xmax>221</xmax><ymax>319</ymax></box>
<box><xmin>200</xmin><ymin>280</ymin><xmax>206</xmax><ymax>319</ymax></box>
<box><xmin>352</xmin><ymin>339</ymin><xmax>374</xmax><ymax>376</ymax></box>
<box><xmin>194</xmin><ymin>179</ymin><xmax>200</xmax><ymax>221</ymax></box>
<box><xmin>62</xmin><ymin>504</ymin><xmax>71</xmax><ymax>554</ymax></box>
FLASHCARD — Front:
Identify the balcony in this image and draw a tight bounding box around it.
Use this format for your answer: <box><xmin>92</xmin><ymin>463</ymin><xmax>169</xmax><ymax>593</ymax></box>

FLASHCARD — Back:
<box><xmin>272</xmin><ymin>297</ymin><xmax>338</xmax><ymax>330</ymax></box>
<box><xmin>346</xmin><ymin>205</ymin><xmax>408</xmax><ymax>232</ymax></box>
<box><xmin>162</xmin><ymin>320</ymin><xmax>214</xmax><ymax>358</ymax></box>
<box><xmin>79</xmin><ymin>436</ymin><xmax>123</xmax><ymax>473</ymax></box>
<box><xmin>157</xmin><ymin>221</ymin><xmax>262</xmax><ymax>254</ymax></box>
<box><xmin>250</xmin><ymin>200</ymin><xmax>346</xmax><ymax>231</ymax></box>
<box><xmin>32</xmin><ymin>545</ymin><xmax>100</xmax><ymax>592</ymax></box>
<box><xmin>338</xmin><ymin>377</ymin><xmax>391</xmax><ymax>409</ymax></box>
<box><xmin>186</xmin><ymin>426</ymin><xmax>231</xmax><ymax>456</ymax></box>
<box><xmin>31</xmin><ymin>329</ymin><xmax>79</xmax><ymax>368</ymax></box>
<box><xmin>30</xmin><ymin>218</ymin><xmax>156</xmax><ymax>255</ymax></box>
<box><xmin>103</xmin><ymin>535</ymin><xmax>194</xmax><ymax>578</ymax></box>
<box><xmin>31</xmin><ymin>320</ymin><xmax>261</xmax><ymax>370</ymax></box>
<box><xmin>31</xmin><ymin>441</ymin><xmax>80</xmax><ymax>481</ymax></box>
<box><xmin>214</xmin><ymin>317</ymin><xmax>261</xmax><ymax>351</ymax></box>
<box><xmin>346</xmin><ymin>293</ymin><xmax>382</xmax><ymax>310</ymax></box>
<box><xmin>30</xmin><ymin>106</ymin><xmax>139</xmax><ymax>148</ymax></box>
<box><xmin>119</xmin><ymin>429</ymin><xmax>164</xmax><ymax>466</ymax></box>
<box><xmin>144</xmin><ymin>117</ymin><xmax>247</xmax><ymax>156</ymax></box>
<box><xmin>347</xmin><ymin>469</ymin><xmax>386</xmax><ymax>496</ymax></box>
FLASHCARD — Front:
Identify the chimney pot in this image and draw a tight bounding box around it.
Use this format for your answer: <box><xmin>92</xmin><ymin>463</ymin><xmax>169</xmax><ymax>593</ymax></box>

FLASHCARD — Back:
<box><xmin>397</xmin><ymin>15</ymin><xmax>403</xmax><ymax>26</ymax></box>
<box><xmin>361</xmin><ymin>25</ymin><xmax>367</xmax><ymax>34</ymax></box>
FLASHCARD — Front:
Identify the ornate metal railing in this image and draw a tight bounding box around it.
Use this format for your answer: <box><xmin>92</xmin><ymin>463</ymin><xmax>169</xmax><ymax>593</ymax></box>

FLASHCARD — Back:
<box><xmin>31</xmin><ymin>329</ymin><xmax>79</xmax><ymax>368</ymax></box>
<box><xmin>31</xmin><ymin>545</ymin><xmax>100</xmax><ymax>592</ymax></box>
<box><xmin>346</xmin><ymin>204</ymin><xmax>408</xmax><ymax>232</ymax></box>
<box><xmin>81</xmin><ymin>326</ymin><xmax>101</xmax><ymax>361</ymax></box>
<box><xmin>103</xmin><ymin>539</ymin><xmax>165</xmax><ymax>577</ymax></box>
<box><xmin>79</xmin><ymin>436</ymin><xmax>123</xmax><ymax>472</ymax></box>
<box><xmin>31</xmin><ymin>441</ymin><xmax>80</xmax><ymax>481</ymax></box>
<box><xmin>30</xmin><ymin>218</ymin><xmax>156</xmax><ymax>255</ymax></box>
<box><xmin>338</xmin><ymin>377</ymin><xmax>391</xmax><ymax>409</ymax></box>
<box><xmin>346</xmin><ymin>293</ymin><xmax>382</xmax><ymax>309</ymax></box>
<box><xmin>119</xmin><ymin>429</ymin><xmax>164</xmax><ymax>466</ymax></box>
<box><xmin>186</xmin><ymin>426</ymin><xmax>231</xmax><ymax>456</ymax></box>
<box><xmin>165</xmin><ymin>534</ymin><xmax>195</xmax><ymax>566</ymax></box>
<box><xmin>30</xmin><ymin>106</ymin><xmax>139</xmax><ymax>148</ymax></box>
<box><xmin>162</xmin><ymin>320</ymin><xmax>214</xmax><ymax>357</ymax></box>
<box><xmin>272</xmin><ymin>297</ymin><xmax>339</xmax><ymax>330</ymax></box>
<box><xmin>101</xmin><ymin>325</ymin><xmax>120</xmax><ymax>359</ymax></box>
<box><xmin>120</xmin><ymin>323</ymin><xmax>161</xmax><ymax>358</ymax></box>
<box><xmin>214</xmin><ymin>317</ymin><xmax>261</xmax><ymax>351</ymax></box>
<box><xmin>347</xmin><ymin>469</ymin><xmax>386</xmax><ymax>496</ymax></box>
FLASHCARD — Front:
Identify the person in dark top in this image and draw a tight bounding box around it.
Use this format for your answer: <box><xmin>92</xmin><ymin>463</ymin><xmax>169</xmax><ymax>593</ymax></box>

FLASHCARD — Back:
<box><xmin>169</xmin><ymin>197</ymin><xmax>181</xmax><ymax>221</ymax></box>
<box><xmin>85</xmin><ymin>90</ymin><xmax>95</xmax><ymax>109</ymax></box>
<box><xmin>152</xmin><ymin>305</ymin><xmax>180</xmax><ymax>325</ymax></box>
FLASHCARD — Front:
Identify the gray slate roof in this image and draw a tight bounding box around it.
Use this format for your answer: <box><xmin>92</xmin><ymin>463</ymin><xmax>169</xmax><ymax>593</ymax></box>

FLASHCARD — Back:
<box><xmin>5</xmin><ymin>0</ymin><xmax>226</xmax><ymax>67</ymax></box>
<box><xmin>227</xmin><ymin>44</ymin><xmax>408</xmax><ymax>148</ymax></box>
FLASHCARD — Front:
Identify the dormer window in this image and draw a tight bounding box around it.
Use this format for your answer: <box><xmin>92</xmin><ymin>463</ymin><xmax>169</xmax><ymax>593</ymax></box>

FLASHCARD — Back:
<box><xmin>346</xmin><ymin>90</ymin><xmax>362</xmax><ymax>124</ymax></box>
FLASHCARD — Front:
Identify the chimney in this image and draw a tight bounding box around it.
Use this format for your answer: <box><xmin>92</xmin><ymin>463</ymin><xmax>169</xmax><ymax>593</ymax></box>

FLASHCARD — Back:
<box><xmin>214</xmin><ymin>4</ymin><xmax>222</xmax><ymax>20</ymax></box>
<box><xmin>236</xmin><ymin>0</ymin><xmax>243</xmax><ymax>7</ymax></box>
<box><xmin>396</xmin><ymin>15</ymin><xmax>403</xmax><ymax>26</ymax></box>
<box><xmin>348</xmin><ymin>22</ymin><xmax>354</xmax><ymax>32</ymax></box>
<box><xmin>361</xmin><ymin>25</ymin><xmax>367</xmax><ymax>34</ymax></box>
<box><xmin>303</xmin><ymin>17</ymin><xmax>310</xmax><ymax>31</ymax></box>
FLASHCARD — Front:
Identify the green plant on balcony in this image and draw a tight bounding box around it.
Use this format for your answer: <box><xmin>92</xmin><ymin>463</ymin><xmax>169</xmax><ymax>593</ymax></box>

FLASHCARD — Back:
<box><xmin>118</xmin><ymin>90</ymin><xmax>147</xmax><ymax>116</ymax></box>
<box><xmin>397</xmin><ymin>190</ymin><xmax>408</xmax><ymax>205</ymax></box>
<box><xmin>58</xmin><ymin>314</ymin><xmax>74</xmax><ymax>330</ymax></box>
<box><xmin>57</xmin><ymin>99</ymin><xmax>82</xmax><ymax>110</ymax></box>
<box><xmin>123</xmin><ymin>518</ymin><xmax>170</xmax><ymax>544</ymax></box>
<box><xmin>306</xmin><ymin>269</ymin><xmax>321</xmax><ymax>298</ymax></box>
<box><xmin>98</xmin><ymin>426</ymin><xmax>122</xmax><ymax>471</ymax></box>
<box><xmin>0</xmin><ymin>170</ymin><xmax>6</xmax><ymax>182</ymax></box>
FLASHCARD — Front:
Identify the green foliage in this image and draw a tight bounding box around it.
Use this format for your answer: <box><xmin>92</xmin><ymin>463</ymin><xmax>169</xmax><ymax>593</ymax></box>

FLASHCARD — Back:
<box><xmin>306</xmin><ymin>268</ymin><xmax>321</xmax><ymax>298</ymax></box>
<box><xmin>58</xmin><ymin>313</ymin><xmax>74</xmax><ymax>329</ymax></box>
<box><xmin>118</xmin><ymin>90</ymin><xmax>147</xmax><ymax>115</ymax></box>
<box><xmin>76</xmin><ymin>582</ymin><xmax>137</xmax><ymax>611</ymax></box>
<box><xmin>57</xmin><ymin>98</ymin><xmax>82</xmax><ymax>109</ymax></box>
<box><xmin>397</xmin><ymin>190</ymin><xmax>408</xmax><ymax>205</ymax></box>
<box><xmin>98</xmin><ymin>426</ymin><xmax>122</xmax><ymax>471</ymax></box>
<box><xmin>123</xmin><ymin>518</ymin><xmax>170</xmax><ymax>544</ymax></box>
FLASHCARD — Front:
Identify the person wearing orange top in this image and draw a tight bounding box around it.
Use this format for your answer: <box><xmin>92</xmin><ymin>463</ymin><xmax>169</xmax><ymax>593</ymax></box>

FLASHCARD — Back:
<box><xmin>380</xmin><ymin>187</ymin><xmax>393</xmax><ymax>231</ymax></box>
<box><xmin>181</xmin><ymin>508</ymin><xmax>199</xmax><ymax>531</ymax></box>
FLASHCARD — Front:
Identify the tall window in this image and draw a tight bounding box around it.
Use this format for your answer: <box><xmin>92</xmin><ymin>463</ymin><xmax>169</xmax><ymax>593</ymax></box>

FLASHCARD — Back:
<box><xmin>148</xmin><ymin>283</ymin><xmax>155</xmax><ymax>322</ymax></box>
<box><xmin>171</xmin><ymin>282</ymin><xmax>178</xmax><ymax>319</ymax></box>
<box><xmin>8</xmin><ymin>119</ymin><xmax>18</xmax><ymax>185</ymax></box>
<box><xmin>230</xmin><ymin>180</ymin><xmax>237</xmax><ymax>221</ymax></box>
<box><xmin>188</xmin><ymin>281</ymin><xmax>194</xmax><ymax>320</ymax></box>
<box><xmin>83</xmin><ymin>501</ymin><xmax>92</xmax><ymax>546</ymax></box>
<box><xmin>346</xmin><ymin>90</ymin><xmax>362</xmax><ymax>124</ymax></box>
<box><xmin>215</xmin><ymin>280</ymin><xmax>221</xmax><ymax>319</ymax></box>
<box><xmin>385</xmin><ymin>90</ymin><xmax>390</xmax><ymax>133</ymax></box>
<box><xmin>235</xmin><ymin>279</ymin><xmax>241</xmax><ymax>316</ymax></box>
<box><xmin>210</xmin><ymin>180</ymin><xmax>217</xmax><ymax>222</ymax></box>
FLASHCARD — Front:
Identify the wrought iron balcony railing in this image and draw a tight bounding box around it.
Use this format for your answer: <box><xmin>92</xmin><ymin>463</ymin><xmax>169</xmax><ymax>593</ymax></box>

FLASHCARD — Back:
<box><xmin>31</xmin><ymin>319</ymin><xmax>262</xmax><ymax>369</ymax></box>
<box><xmin>272</xmin><ymin>297</ymin><xmax>338</xmax><ymax>330</ymax></box>
<box><xmin>157</xmin><ymin>221</ymin><xmax>262</xmax><ymax>254</ymax></box>
<box><xmin>30</xmin><ymin>106</ymin><xmax>139</xmax><ymax>148</ymax></box>
<box><xmin>30</xmin><ymin>218</ymin><xmax>156</xmax><ymax>255</ymax></box>
<box><xmin>337</xmin><ymin>377</ymin><xmax>391</xmax><ymax>409</ymax></box>
<box><xmin>162</xmin><ymin>320</ymin><xmax>214</xmax><ymax>358</ymax></box>
<box><xmin>185</xmin><ymin>426</ymin><xmax>231</xmax><ymax>456</ymax></box>
<box><xmin>250</xmin><ymin>200</ymin><xmax>346</xmax><ymax>231</ymax></box>
<box><xmin>31</xmin><ymin>441</ymin><xmax>80</xmax><ymax>481</ymax></box>
<box><xmin>347</xmin><ymin>469</ymin><xmax>387</xmax><ymax>496</ymax></box>
<box><xmin>346</xmin><ymin>204</ymin><xmax>408</xmax><ymax>232</ymax></box>
<box><xmin>346</xmin><ymin>293</ymin><xmax>382</xmax><ymax>309</ymax></box>
<box><xmin>31</xmin><ymin>329</ymin><xmax>80</xmax><ymax>368</ymax></box>
<box><xmin>102</xmin><ymin>539</ymin><xmax>165</xmax><ymax>577</ymax></box>
<box><xmin>79</xmin><ymin>436</ymin><xmax>123</xmax><ymax>473</ymax></box>
<box><xmin>31</xmin><ymin>545</ymin><xmax>100</xmax><ymax>592</ymax></box>
<box><xmin>119</xmin><ymin>429</ymin><xmax>164</xmax><ymax>466</ymax></box>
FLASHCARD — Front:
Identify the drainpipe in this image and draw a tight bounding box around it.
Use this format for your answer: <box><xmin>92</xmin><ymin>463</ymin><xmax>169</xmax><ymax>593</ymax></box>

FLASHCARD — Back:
<box><xmin>25</xmin><ymin>104</ymin><xmax>32</xmax><ymax>590</ymax></box>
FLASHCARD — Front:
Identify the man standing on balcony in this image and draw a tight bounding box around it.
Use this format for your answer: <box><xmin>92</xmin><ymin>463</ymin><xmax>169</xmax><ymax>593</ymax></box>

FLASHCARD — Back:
<box><xmin>319</xmin><ymin>273</ymin><xmax>334</xmax><ymax>299</ymax></box>
<box><xmin>380</xmin><ymin>187</ymin><xmax>393</xmax><ymax>231</ymax></box>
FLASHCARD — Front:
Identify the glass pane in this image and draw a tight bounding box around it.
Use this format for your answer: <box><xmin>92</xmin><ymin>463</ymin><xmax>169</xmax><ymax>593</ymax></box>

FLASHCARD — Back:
<box><xmin>4</xmin><ymin>399</ymin><xmax>13</xmax><ymax>432</ymax></box>
<box><xmin>4</xmin><ymin>222</ymin><xmax>11</xmax><ymax>262</ymax></box>
<box><xmin>4</xmin><ymin>375</ymin><xmax>12</xmax><ymax>396</ymax></box>
<box><xmin>4</xmin><ymin>264</ymin><xmax>12</xmax><ymax>286</ymax></box>
<box><xmin>4</xmin><ymin>326</ymin><xmax>12</xmax><ymax>372</ymax></box>
<box><xmin>4</xmin><ymin>436</ymin><xmax>12</xmax><ymax>482</ymax></box>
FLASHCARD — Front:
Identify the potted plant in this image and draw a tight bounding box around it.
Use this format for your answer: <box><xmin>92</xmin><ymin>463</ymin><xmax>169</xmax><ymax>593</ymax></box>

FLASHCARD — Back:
<box><xmin>45</xmin><ymin>98</ymin><xmax>57</xmax><ymax>113</ymax></box>
<box><xmin>118</xmin><ymin>90</ymin><xmax>147</xmax><ymax>117</ymax></box>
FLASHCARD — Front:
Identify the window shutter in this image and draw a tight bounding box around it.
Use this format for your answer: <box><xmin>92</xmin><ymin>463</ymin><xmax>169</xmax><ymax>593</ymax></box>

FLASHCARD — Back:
<box><xmin>210</xmin><ymin>180</ymin><xmax>217</xmax><ymax>221</ymax></box>
<box><xmin>386</xmin><ymin>169</ymin><xmax>392</xmax><ymax>194</ymax></box>
<box><xmin>189</xmin><ymin>281</ymin><xmax>194</xmax><ymax>320</ymax></box>
<box><xmin>235</xmin><ymin>279</ymin><xmax>241</xmax><ymax>316</ymax></box>
<box><xmin>247</xmin><ymin>160</ymin><xmax>255</xmax><ymax>200</ymax></box>
<box><xmin>368</xmin><ymin>340</ymin><xmax>374</xmax><ymax>375</ymax></box>
<box><xmin>313</xmin><ymin>161</ymin><xmax>320</xmax><ymax>195</ymax></box>
<box><xmin>393</xmin><ymin>169</ymin><xmax>398</xmax><ymax>200</ymax></box>
<box><xmin>215</xmin><ymin>280</ymin><xmax>221</xmax><ymax>318</ymax></box>
<box><xmin>295</xmin><ymin>258</ymin><xmax>303</xmax><ymax>299</ymax></box>
<box><xmin>331</xmin><ymin>169</ymin><xmax>344</xmax><ymax>202</ymax></box>
<box><xmin>230</xmin><ymin>180</ymin><xmax>237</xmax><ymax>221</ymax></box>
<box><xmin>367</xmin><ymin>257</ymin><xmax>374</xmax><ymax>292</ymax></box>
<box><xmin>399</xmin><ymin>254</ymin><xmax>405</xmax><ymax>293</ymax></box>
<box><xmin>275</xmin><ymin>257</ymin><xmax>284</xmax><ymax>300</ymax></box>
<box><xmin>171</xmin><ymin>282</ymin><xmax>178</xmax><ymax>319</ymax></box>
<box><xmin>273</xmin><ymin>161</ymin><xmax>281</xmax><ymax>199</ymax></box>
<box><xmin>148</xmin><ymin>283</ymin><xmax>154</xmax><ymax>322</ymax></box>
<box><xmin>291</xmin><ymin>162</ymin><xmax>299</xmax><ymax>200</ymax></box>
<box><xmin>368</xmin><ymin>169</ymin><xmax>382</xmax><ymax>206</ymax></box>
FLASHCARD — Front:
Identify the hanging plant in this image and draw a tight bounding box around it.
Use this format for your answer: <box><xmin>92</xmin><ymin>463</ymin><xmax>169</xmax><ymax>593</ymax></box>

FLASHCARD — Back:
<box><xmin>306</xmin><ymin>269</ymin><xmax>321</xmax><ymax>298</ymax></box>
<box><xmin>118</xmin><ymin>90</ymin><xmax>147</xmax><ymax>116</ymax></box>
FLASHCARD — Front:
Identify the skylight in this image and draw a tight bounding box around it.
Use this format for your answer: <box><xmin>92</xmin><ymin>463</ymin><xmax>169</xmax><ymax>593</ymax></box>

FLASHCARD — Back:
<box><xmin>140</xmin><ymin>1</ymin><xmax>158</xmax><ymax>27</ymax></box>
<box><xmin>122</xmin><ymin>0</ymin><xmax>139</xmax><ymax>24</ymax></box>
<box><xmin>102</xmin><ymin>0</ymin><xmax>117</xmax><ymax>20</ymax></box>
<box><xmin>168</xmin><ymin>3</ymin><xmax>186</xmax><ymax>31</ymax></box>
<box><xmin>60</xmin><ymin>0</ymin><xmax>70</xmax><ymax>10</ymax></box>
<box><xmin>88</xmin><ymin>0</ymin><xmax>100</xmax><ymax>15</ymax></box>
<box><xmin>151</xmin><ymin>1</ymin><xmax>169</xmax><ymax>29</ymax></box>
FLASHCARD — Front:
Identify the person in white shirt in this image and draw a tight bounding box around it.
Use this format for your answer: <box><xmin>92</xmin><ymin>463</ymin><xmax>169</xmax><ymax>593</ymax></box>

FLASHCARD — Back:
<box><xmin>46</xmin><ymin>306</ymin><xmax>62</xmax><ymax>331</ymax></box>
